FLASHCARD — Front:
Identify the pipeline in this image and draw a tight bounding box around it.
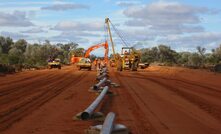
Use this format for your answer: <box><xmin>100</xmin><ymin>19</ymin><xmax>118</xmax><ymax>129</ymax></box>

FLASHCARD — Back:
<box><xmin>81</xmin><ymin>86</ymin><xmax>109</xmax><ymax>120</ymax></box>
<box><xmin>100</xmin><ymin>112</ymin><xmax>115</xmax><ymax>134</ymax></box>
<box><xmin>97</xmin><ymin>73</ymin><xmax>107</xmax><ymax>80</ymax></box>
<box><xmin>101</xmin><ymin>67</ymin><xmax>108</xmax><ymax>74</ymax></box>
<box><xmin>94</xmin><ymin>77</ymin><xmax>107</xmax><ymax>90</ymax></box>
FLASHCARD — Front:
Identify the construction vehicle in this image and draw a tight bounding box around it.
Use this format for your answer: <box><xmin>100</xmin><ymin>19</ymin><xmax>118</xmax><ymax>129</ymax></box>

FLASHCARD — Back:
<box><xmin>76</xmin><ymin>58</ymin><xmax>92</xmax><ymax>70</ymax></box>
<box><xmin>48</xmin><ymin>58</ymin><xmax>61</xmax><ymax>69</ymax></box>
<box><xmin>105</xmin><ymin>18</ymin><xmax>141</xmax><ymax>71</ymax></box>
<box><xmin>109</xmin><ymin>59</ymin><xmax>116</xmax><ymax>67</ymax></box>
<box><xmin>138</xmin><ymin>63</ymin><xmax>149</xmax><ymax>69</ymax></box>
<box><xmin>76</xmin><ymin>42</ymin><xmax>108</xmax><ymax>70</ymax></box>
<box><xmin>71</xmin><ymin>56</ymin><xmax>82</xmax><ymax>64</ymax></box>
<box><xmin>120</xmin><ymin>47</ymin><xmax>141</xmax><ymax>71</ymax></box>
<box><xmin>84</xmin><ymin>41</ymin><xmax>109</xmax><ymax>64</ymax></box>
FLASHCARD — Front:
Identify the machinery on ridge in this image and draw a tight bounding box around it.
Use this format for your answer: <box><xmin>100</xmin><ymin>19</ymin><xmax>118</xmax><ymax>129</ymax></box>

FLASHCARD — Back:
<box><xmin>76</xmin><ymin>41</ymin><xmax>109</xmax><ymax>70</ymax></box>
<box><xmin>105</xmin><ymin>18</ymin><xmax>141</xmax><ymax>71</ymax></box>
<box><xmin>84</xmin><ymin>41</ymin><xmax>109</xmax><ymax>64</ymax></box>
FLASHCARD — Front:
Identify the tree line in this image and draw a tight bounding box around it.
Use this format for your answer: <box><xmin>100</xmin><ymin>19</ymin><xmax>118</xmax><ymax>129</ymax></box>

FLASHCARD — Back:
<box><xmin>140</xmin><ymin>44</ymin><xmax>221</xmax><ymax>68</ymax></box>
<box><xmin>0</xmin><ymin>36</ymin><xmax>85</xmax><ymax>72</ymax></box>
<box><xmin>1</xmin><ymin>35</ymin><xmax>221</xmax><ymax>73</ymax></box>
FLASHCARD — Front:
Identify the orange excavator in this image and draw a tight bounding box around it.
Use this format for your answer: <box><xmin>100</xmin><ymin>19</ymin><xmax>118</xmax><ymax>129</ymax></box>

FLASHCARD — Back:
<box><xmin>84</xmin><ymin>41</ymin><xmax>109</xmax><ymax>64</ymax></box>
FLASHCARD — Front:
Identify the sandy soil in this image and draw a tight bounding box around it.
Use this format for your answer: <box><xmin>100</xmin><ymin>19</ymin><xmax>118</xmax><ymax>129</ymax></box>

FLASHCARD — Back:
<box><xmin>0</xmin><ymin>65</ymin><xmax>221</xmax><ymax>134</ymax></box>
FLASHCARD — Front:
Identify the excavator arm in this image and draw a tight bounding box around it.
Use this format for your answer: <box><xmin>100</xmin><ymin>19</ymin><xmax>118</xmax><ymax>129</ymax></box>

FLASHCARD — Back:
<box><xmin>84</xmin><ymin>41</ymin><xmax>109</xmax><ymax>63</ymax></box>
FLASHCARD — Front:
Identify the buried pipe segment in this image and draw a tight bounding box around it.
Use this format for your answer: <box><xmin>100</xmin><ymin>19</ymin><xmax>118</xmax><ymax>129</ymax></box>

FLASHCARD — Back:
<box><xmin>81</xmin><ymin>86</ymin><xmax>109</xmax><ymax>120</ymax></box>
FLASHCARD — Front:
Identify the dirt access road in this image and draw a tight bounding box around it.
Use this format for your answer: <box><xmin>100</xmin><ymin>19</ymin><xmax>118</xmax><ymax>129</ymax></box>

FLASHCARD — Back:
<box><xmin>0</xmin><ymin>65</ymin><xmax>221</xmax><ymax>134</ymax></box>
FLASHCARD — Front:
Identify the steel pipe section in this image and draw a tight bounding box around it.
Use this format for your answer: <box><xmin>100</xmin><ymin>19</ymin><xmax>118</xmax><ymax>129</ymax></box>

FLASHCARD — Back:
<box><xmin>93</xmin><ymin>77</ymin><xmax>107</xmax><ymax>90</ymax></box>
<box><xmin>101</xmin><ymin>67</ymin><xmax>108</xmax><ymax>74</ymax></box>
<box><xmin>100</xmin><ymin>112</ymin><xmax>115</xmax><ymax>134</ymax></box>
<box><xmin>96</xmin><ymin>73</ymin><xmax>107</xmax><ymax>80</ymax></box>
<box><xmin>81</xmin><ymin>86</ymin><xmax>109</xmax><ymax>120</ymax></box>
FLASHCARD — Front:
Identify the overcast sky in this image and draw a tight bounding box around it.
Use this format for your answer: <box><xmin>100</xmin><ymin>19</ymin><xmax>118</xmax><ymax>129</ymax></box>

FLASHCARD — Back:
<box><xmin>0</xmin><ymin>0</ymin><xmax>221</xmax><ymax>54</ymax></box>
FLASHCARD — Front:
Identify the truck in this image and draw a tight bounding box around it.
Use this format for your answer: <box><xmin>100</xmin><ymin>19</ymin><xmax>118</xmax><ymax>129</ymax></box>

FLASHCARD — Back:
<box><xmin>48</xmin><ymin>58</ymin><xmax>61</xmax><ymax>69</ymax></box>
<box><xmin>76</xmin><ymin>58</ymin><xmax>92</xmax><ymax>70</ymax></box>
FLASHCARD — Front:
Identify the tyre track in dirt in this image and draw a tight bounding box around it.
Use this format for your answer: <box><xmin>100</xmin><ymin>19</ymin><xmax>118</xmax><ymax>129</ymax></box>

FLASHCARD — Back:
<box><xmin>0</xmin><ymin>68</ymin><xmax>88</xmax><ymax>132</ymax></box>
<box><xmin>136</xmin><ymin>72</ymin><xmax>221</xmax><ymax>93</ymax></box>
<box><xmin>0</xmin><ymin>70</ymin><xmax>60</xmax><ymax>94</ymax></box>
<box><xmin>127</xmin><ymin>72</ymin><xmax>221</xmax><ymax>122</ymax></box>
<box><xmin>120</xmin><ymin>73</ymin><xmax>221</xmax><ymax>101</ymax></box>
<box><xmin>0</xmin><ymin>67</ymin><xmax>72</xmax><ymax>90</ymax></box>
<box><xmin>0</xmin><ymin>69</ymin><xmax>75</xmax><ymax>112</ymax></box>
<box><xmin>116</xmin><ymin>71</ymin><xmax>221</xmax><ymax>134</ymax></box>
<box><xmin>1</xmin><ymin>69</ymin><xmax>97</xmax><ymax>134</ymax></box>
<box><xmin>0</xmin><ymin>69</ymin><xmax>65</xmax><ymax>86</ymax></box>
<box><xmin>0</xmin><ymin>73</ymin><xmax>43</xmax><ymax>86</ymax></box>
<box><xmin>0</xmin><ymin>71</ymin><xmax>87</xmax><ymax>131</ymax></box>
<box><xmin>0</xmin><ymin>73</ymin><xmax>61</xmax><ymax>102</ymax></box>
<box><xmin>110</xmin><ymin>70</ymin><xmax>158</xmax><ymax>134</ymax></box>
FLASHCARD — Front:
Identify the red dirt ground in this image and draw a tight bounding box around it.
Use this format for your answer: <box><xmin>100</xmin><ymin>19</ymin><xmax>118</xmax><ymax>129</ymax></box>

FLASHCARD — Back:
<box><xmin>0</xmin><ymin>65</ymin><xmax>221</xmax><ymax>134</ymax></box>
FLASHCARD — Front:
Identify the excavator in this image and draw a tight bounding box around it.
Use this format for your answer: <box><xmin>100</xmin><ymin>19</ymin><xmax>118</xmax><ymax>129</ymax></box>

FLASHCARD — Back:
<box><xmin>105</xmin><ymin>18</ymin><xmax>141</xmax><ymax>71</ymax></box>
<box><xmin>73</xmin><ymin>18</ymin><xmax>141</xmax><ymax>71</ymax></box>
<box><xmin>76</xmin><ymin>41</ymin><xmax>109</xmax><ymax>70</ymax></box>
<box><xmin>84</xmin><ymin>41</ymin><xmax>109</xmax><ymax>64</ymax></box>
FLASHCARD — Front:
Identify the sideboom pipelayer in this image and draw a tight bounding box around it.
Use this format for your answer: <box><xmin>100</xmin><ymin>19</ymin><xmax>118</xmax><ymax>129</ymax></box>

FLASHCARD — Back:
<box><xmin>105</xmin><ymin>18</ymin><xmax>142</xmax><ymax>71</ymax></box>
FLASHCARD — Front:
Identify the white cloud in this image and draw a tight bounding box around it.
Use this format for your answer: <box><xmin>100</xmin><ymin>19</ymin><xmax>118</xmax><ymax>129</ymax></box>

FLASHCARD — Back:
<box><xmin>157</xmin><ymin>32</ymin><xmax>221</xmax><ymax>51</ymax></box>
<box><xmin>41</xmin><ymin>3</ymin><xmax>89</xmax><ymax>11</ymax></box>
<box><xmin>52</xmin><ymin>21</ymin><xmax>103</xmax><ymax>31</ymax></box>
<box><xmin>1</xmin><ymin>31</ymin><xmax>29</xmax><ymax>40</ymax></box>
<box><xmin>50</xmin><ymin>33</ymin><xmax>89</xmax><ymax>44</ymax></box>
<box><xmin>116</xmin><ymin>1</ymin><xmax>141</xmax><ymax>7</ymax></box>
<box><xmin>123</xmin><ymin>1</ymin><xmax>218</xmax><ymax>34</ymax></box>
<box><xmin>0</xmin><ymin>11</ymin><xmax>34</xmax><ymax>27</ymax></box>
<box><xmin>21</xmin><ymin>28</ymin><xmax>47</xmax><ymax>34</ymax></box>
<box><xmin>48</xmin><ymin>30</ymin><xmax>102</xmax><ymax>45</ymax></box>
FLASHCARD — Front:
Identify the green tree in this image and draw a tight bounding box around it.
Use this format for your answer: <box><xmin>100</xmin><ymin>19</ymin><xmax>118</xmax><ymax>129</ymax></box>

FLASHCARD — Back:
<box><xmin>178</xmin><ymin>52</ymin><xmax>191</xmax><ymax>65</ymax></box>
<box><xmin>212</xmin><ymin>45</ymin><xmax>221</xmax><ymax>63</ymax></box>
<box><xmin>57</xmin><ymin>42</ymin><xmax>78</xmax><ymax>51</ymax></box>
<box><xmin>196</xmin><ymin>46</ymin><xmax>206</xmax><ymax>57</ymax></box>
<box><xmin>141</xmin><ymin>48</ymin><xmax>157</xmax><ymax>63</ymax></box>
<box><xmin>188</xmin><ymin>53</ymin><xmax>202</xmax><ymax>67</ymax></box>
<box><xmin>0</xmin><ymin>36</ymin><xmax>14</xmax><ymax>54</ymax></box>
<box><xmin>72</xmin><ymin>47</ymin><xmax>85</xmax><ymax>57</ymax></box>
<box><xmin>158</xmin><ymin>45</ymin><xmax>178</xmax><ymax>64</ymax></box>
<box><xmin>14</xmin><ymin>39</ymin><xmax>27</xmax><ymax>53</ymax></box>
<box><xmin>8</xmin><ymin>47</ymin><xmax>23</xmax><ymax>65</ymax></box>
<box><xmin>57</xmin><ymin>42</ymin><xmax>78</xmax><ymax>64</ymax></box>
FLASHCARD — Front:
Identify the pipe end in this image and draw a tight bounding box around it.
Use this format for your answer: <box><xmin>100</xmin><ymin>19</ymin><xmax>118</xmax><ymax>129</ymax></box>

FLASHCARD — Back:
<box><xmin>93</xmin><ymin>85</ymin><xmax>98</xmax><ymax>90</ymax></box>
<box><xmin>81</xmin><ymin>112</ymin><xmax>90</xmax><ymax>120</ymax></box>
